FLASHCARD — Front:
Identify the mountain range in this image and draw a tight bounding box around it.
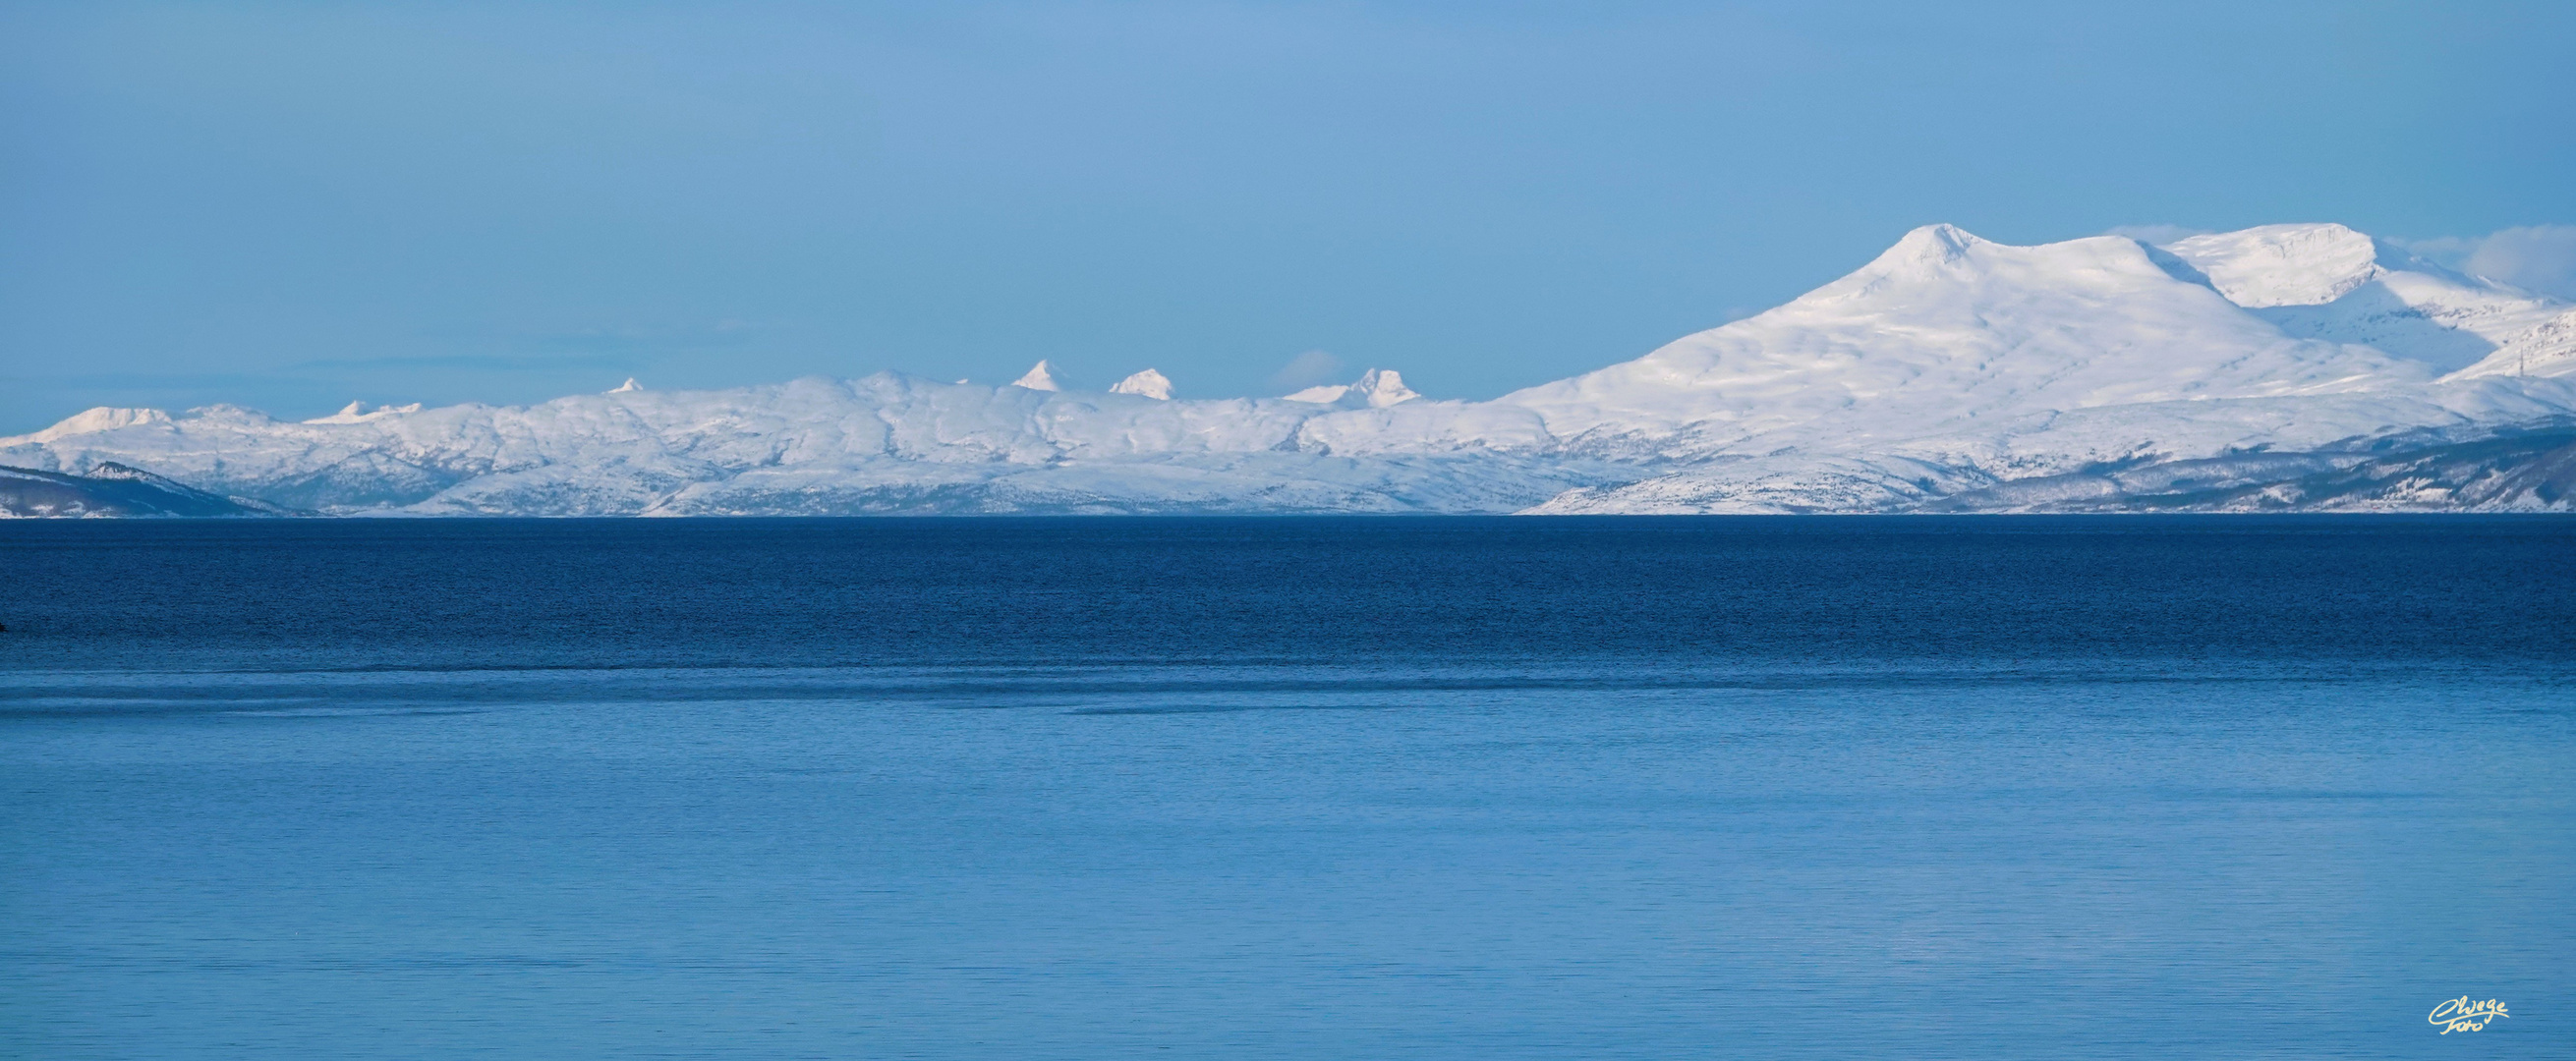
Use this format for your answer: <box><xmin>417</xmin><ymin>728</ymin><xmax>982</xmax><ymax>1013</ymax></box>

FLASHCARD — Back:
<box><xmin>7</xmin><ymin>222</ymin><xmax>2574</xmax><ymax>516</ymax></box>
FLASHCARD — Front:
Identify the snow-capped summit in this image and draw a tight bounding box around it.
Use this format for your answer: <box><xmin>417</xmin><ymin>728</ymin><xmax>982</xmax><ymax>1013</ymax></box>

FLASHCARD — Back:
<box><xmin>1285</xmin><ymin>368</ymin><xmax>1421</xmax><ymax>408</ymax></box>
<box><xmin>8</xmin><ymin>222</ymin><xmax>2574</xmax><ymax>516</ymax></box>
<box><xmin>1012</xmin><ymin>362</ymin><xmax>1064</xmax><ymax>391</ymax></box>
<box><xmin>3</xmin><ymin>407</ymin><xmax>171</xmax><ymax>445</ymax></box>
<box><xmin>609</xmin><ymin>378</ymin><xmax>643</xmax><ymax>393</ymax></box>
<box><xmin>1866</xmin><ymin>222</ymin><xmax>1990</xmax><ymax>279</ymax></box>
<box><xmin>305</xmin><ymin>402</ymin><xmax>371</xmax><ymax>424</ymax></box>
<box><xmin>1110</xmin><ymin>368</ymin><xmax>1174</xmax><ymax>400</ymax></box>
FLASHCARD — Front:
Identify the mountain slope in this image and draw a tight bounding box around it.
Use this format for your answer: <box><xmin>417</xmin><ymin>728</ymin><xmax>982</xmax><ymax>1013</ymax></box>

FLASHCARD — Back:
<box><xmin>0</xmin><ymin>463</ymin><xmax>289</xmax><ymax>518</ymax></box>
<box><xmin>1498</xmin><ymin>225</ymin><xmax>2433</xmax><ymax>463</ymax></box>
<box><xmin>2158</xmin><ymin>223</ymin><xmax>2576</xmax><ymax>378</ymax></box>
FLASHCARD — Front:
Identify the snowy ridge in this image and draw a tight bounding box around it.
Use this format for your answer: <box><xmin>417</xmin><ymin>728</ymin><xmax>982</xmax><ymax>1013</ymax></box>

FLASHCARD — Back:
<box><xmin>2161</xmin><ymin>224</ymin><xmax>2576</xmax><ymax>378</ymax></box>
<box><xmin>1285</xmin><ymin>369</ymin><xmax>1422</xmax><ymax>409</ymax></box>
<box><xmin>0</xmin><ymin>374</ymin><xmax>1612</xmax><ymax>515</ymax></box>
<box><xmin>8</xmin><ymin>223</ymin><xmax>2576</xmax><ymax>515</ymax></box>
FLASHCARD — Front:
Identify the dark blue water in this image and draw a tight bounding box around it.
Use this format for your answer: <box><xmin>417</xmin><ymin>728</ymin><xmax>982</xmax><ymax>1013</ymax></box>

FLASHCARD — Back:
<box><xmin>4</xmin><ymin>517</ymin><xmax>2571</xmax><ymax>1059</ymax></box>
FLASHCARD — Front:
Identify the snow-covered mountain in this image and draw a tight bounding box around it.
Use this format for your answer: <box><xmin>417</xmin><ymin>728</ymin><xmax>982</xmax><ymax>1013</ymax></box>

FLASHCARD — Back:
<box><xmin>9</xmin><ymin>222</ymin><xmax>2576</xmax><ymax>515</ymax></box>
<box><xmin>1515</xmin><ymin>224</ymin><xmax>2576</xmax><ymax>512</ymax></box>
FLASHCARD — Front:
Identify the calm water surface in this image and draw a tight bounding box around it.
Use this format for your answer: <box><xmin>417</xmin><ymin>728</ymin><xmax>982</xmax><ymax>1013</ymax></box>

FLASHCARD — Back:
<box><xmin>2</xmin><ymin>517</ymin><xmax>2571</xmax><ymax>1059</ymax></box>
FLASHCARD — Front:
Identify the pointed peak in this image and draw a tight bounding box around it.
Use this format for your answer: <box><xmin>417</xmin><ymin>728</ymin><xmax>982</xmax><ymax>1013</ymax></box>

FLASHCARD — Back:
<box><xmin>1351</xmin><ymin>368</ymin><xmax>1421</xmax><ymax>407</ymax></box>
<box><xmin>609</xmin><ymin>378</ymin><xmax>643</xmax><ymax>393</ymax></box>
<box><xmin>1853</xmin><ymin>224</ymin><xmax>1994</xmax><ymax>279</ymax></box>
<box><xmin>1012</xmin><ymin>361</ymin><xmax>1063</xmax><ymax>391</ymax></box>
<box><xmin>1110</xmin><ymin>368</ymin><xmax>1174</xmax><ymax>400</ymax></box>
<box><xmin>1899</xmin><ymin>223</ymin><xmax>1986</xmax><ymax>254</ymax></box>
<box><xmin>1284</xmin><ymin>368</ymin><xmax>1421</xmax><ymax>408</ymax></box>
<box><xmin>302</xmin><ymin>401</ymin><xmax>373</xmax><ymax>424</ymax></box>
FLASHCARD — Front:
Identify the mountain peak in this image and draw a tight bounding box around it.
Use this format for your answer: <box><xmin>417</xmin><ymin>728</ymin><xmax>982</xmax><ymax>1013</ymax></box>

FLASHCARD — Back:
<box><xmin>1110</xmin><ymin>368</ymin><xmax>1174</xmax><ymax>400</ymax></box>
<box><xmin>1902</xmin><ymin>222</ymin><xmax>1984</xmax><ymax>252</ymax></box>
<box><xmin>1352</xmin><ymin>368</ymin><xmax>1420</xmax><ymax>407</ymax></box>
<box><xmin>1894</xmin><ymin>222</ymin><xmax>1987</xmax><ymax>259</ymax></box>
<box><xmin>1285</xmin><ymin>368</ymin><xmax>1421</xmax><ymax>408</ymax></box>
<box><xmin>305</xmin><ymin>401</ymin><xmax>374</xmax><ymax>424</ymax></box>
<box><xmin>3</xmin><ymin>406</ymin><xmax>173</xmax><ymax>446</ymax></box>
<box><xmin>1836</xmin><ymin>224</ymin><xmax>1998</xmax><ymax>284</ymax></box>
<box><xmin>1012</xmin><ymin>361</ymin><xmax>1063</xmax><ymax>391</ymax></box>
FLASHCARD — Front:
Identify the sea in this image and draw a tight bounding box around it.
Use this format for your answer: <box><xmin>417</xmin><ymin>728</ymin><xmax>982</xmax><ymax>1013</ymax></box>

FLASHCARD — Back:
<box><xmin>2</xmin><ymin>516</ymin><xmax>2570</xmax><ymax>1059</ymax></box>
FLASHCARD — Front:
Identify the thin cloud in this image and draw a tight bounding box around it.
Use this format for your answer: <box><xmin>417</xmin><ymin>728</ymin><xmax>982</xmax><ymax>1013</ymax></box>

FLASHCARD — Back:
<box><xmin>1266</xmin><ymin>350</ymin><xmax>1345</xmax><ymax>393</ymax></box>
<box><xmin>2404</xmin><ymin>226</ymin><xmax>2576</xmax><ymax>300</ymax></box>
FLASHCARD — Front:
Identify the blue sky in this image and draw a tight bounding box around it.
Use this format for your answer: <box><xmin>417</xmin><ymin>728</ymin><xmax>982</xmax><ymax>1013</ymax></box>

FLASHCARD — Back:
<box><xmin>3</xmin><ymin>1</ymin><xmax>2571</xmax><ymax>431</ymax></box>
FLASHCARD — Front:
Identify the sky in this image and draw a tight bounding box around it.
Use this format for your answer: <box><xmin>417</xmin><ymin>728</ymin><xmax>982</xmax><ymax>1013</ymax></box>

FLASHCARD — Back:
<box><xmin>3</xmin><ymin>1</ymin><xmax>2572</xmax><ymax>432</ymax></box>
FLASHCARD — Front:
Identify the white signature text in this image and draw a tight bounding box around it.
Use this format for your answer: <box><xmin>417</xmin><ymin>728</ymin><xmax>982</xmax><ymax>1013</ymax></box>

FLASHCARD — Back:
<box><xmin>2428</xmin><ymin>997</ymin><xmax>2509</xmax><ymax>1034</ymax></box>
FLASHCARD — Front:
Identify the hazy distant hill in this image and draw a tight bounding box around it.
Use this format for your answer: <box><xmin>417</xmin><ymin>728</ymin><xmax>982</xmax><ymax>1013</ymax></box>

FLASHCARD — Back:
<box><xmin>8</xmin><ymin>223</ymin><xmax>2576</xmax><ymax>515</ymax></box>
<box><xmin>0</xmin><ymin>463</ymin><xmax>288</xmax><ymax>518</ymax></box>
